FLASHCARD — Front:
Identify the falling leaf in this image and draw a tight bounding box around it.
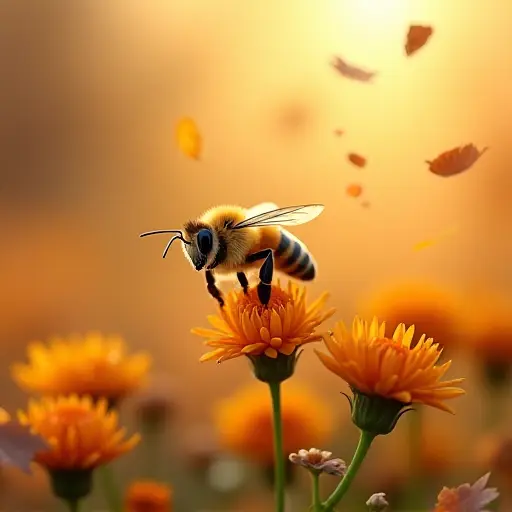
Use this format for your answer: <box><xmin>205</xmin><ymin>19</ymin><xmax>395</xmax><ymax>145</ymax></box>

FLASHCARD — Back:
<box><xmin>176</xmin><ymin>117</ymin><xmax>202</xmax><ymax>160</ymax></box>
<box><xmin>0</xmin><ymin>422</ymin><xmax>48</xmax><ymax>474</ymax></box>
<box><xmin>333</xmin><ymin>129</ymin><xmax>344</xmax><ymax>137</ymax></box>
<box><xmin>426</xmin><ymin>144</ymin><xmax>488</xmax><ymax>177</ymax></box>
<box><xmin>331</xmin><ymin>57</ymin><xmax>376</xmax><ymax>83</ymax></box>
<box><xmin>348</xmin><ymin>153</ymin><xmax>367</xmax><ymax>168</ymax></box>
<box><xmin>413</xmin><ymin>226</ymin><xmax>457</xmax><ymax>251</ymax></box>
<box><xmin>346</xmin><ymin>183</ymin><xmax>363</xmax><ymax>198</ymax></box>
<box><xmin>405</xmin><ymin>25</ymin><xmax>434</xmax><ymax>56</ymax></box>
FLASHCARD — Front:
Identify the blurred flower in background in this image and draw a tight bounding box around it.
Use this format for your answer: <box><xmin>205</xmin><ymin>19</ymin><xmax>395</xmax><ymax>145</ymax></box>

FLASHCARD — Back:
<box><xmin>360</xmin><ymin>281</ymin><xmax>462</xmax><ymax>350</ymax></box>
<box><xmin>125</xmin><ymin>479</ymin><xmax>173</xmax><ymax>512</ymax></box>
<box><xmin>213</xmin><ymin>381</ymin><xmax>335</xmax><ymax>465</ymax></box>
<box><xmin>17</xmin><ymin>394</ymin><xmax>140</xmax><ymax>506</ymax></box>
<box><xmin>477</xmin><ymin>433</ymin><xmax>512</xmax><ymax>486</ymax></box>
<box><xmin>12</xmin><ymin>332</ymin><xmax>151</xmax><ymax>406</ymax></box>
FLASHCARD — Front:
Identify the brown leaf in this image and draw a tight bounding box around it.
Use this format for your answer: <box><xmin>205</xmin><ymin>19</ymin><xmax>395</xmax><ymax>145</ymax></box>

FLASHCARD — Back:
<box><xmin>405</xmin><ymin>25</ymin><xmax>434</xmax><ymax>57</ymax></box>
<box><xmin>426</xmin><ymin>144</ymin><xmax>488</xmax><ymax>177</ymax></box>
<box><xmin>331</xmin><ymin>57</ymin><xmax>376</xmax><ymax>83</ymax></box>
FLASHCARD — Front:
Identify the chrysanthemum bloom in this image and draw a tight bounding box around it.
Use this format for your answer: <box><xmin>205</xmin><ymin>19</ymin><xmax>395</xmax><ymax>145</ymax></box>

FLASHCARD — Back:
<box><xmin>289</xmin><ymin>448</ymin><xmax>346</xmax><ymax>476</ymax></box>
<box><xmin>434</xmin><ymin>473</ymin><xmax>499</xmax><ymax>512</ymax></box>
<box><xmin>361</xmin><ymin>281</ymin><xmax>461</xmax><ymax>351</ymax></box>
<box><xmin>192</xmin><ymin>280</ymin><xmax>334</xmax><ymax>383</ymax></box>
<box><xmin>214</xmin><ymin>381</ymin><xmax>334</xmax><ymax>466</ymax></box>
<box><xmin>125</xmin><ymin>480</ymin><xmax>172</xmax><ymax>512</ymax></box>
<box><xmin>18</xmin><ymin>395</ymin><xmax>140</xmax><ymax>506</ymax></box>
<box><xmin>316</xmin><ymin>317</ymin><xmax>465</xmax><ymax>436</ymax></box>
<box><xmin>12</xmin><ymin>332</ymin><xmax>151</xmax><ymax>406</ymax></box>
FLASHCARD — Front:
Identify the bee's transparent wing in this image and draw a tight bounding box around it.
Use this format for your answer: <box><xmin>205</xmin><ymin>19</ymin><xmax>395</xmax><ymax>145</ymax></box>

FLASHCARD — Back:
<box><xmin>232</xmin><ymin>204</ymin><xmax>324</xmax><ymax>229</ymax></box>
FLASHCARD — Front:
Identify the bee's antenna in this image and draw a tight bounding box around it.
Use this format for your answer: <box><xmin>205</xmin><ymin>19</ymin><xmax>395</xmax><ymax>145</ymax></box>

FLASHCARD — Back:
<box><xmin>139</xmin><ymin>229</ymin><xmax>191</xmax><ymax>258</ymax></box>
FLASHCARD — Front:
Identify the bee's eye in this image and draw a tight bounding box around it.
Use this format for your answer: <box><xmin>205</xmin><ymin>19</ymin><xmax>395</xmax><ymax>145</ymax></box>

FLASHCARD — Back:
<box><xmin>197</xmin><ymin>229</ymin><xmax>213</xmax><ymax>254</ymax></box>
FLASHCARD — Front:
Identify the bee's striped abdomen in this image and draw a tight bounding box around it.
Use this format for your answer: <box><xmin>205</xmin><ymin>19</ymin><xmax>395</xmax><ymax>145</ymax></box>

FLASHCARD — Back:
<box><xmin>274</xmin><ymin>229</ymin><xmax>316</xmax><ymax>281</ymax></box>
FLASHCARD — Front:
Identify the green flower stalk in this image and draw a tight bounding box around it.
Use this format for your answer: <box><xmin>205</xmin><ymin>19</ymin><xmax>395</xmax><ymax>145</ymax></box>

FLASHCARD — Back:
<box><xmin>269</xmin><ymin>381</ymin><xmax>286</xmax><ymax>512</ymax></box>
<box><xmin>314</xmin><ymin>316</ymin><xmax>465</xmax><ymax>510</ymax></box>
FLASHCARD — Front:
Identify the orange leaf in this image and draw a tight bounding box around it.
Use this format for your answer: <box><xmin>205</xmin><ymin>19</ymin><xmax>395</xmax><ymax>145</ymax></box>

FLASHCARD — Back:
<box><xmin>346</xmin><ymin>183</ymin><xmax>363</xmax><ymax>198</ymax></box>
<box><xmin>348</xmin><ymin>153</ymin><xmax>367</xmax><ymax>168</ymax></box>
<box><xmin>426</xmin><ymin>144</ymin><xmax>488</xmax><ymax>177</ymax></box>
<box><xmin>176</xmin><ymin>117</ymin><xmax>202</xmax><ymax>160</ymax></box>
<box><xmin>405</xmin><ymin>25</ymin><xmax>434</xmax><ymax>57</ymax></box>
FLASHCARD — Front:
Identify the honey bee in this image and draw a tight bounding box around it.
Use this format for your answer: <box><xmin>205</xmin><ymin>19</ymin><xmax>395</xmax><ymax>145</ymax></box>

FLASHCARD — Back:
<box><xmin>140</xmin><ymin>203</ymin><xmax>324</xmax><ymax>307</ymax></box>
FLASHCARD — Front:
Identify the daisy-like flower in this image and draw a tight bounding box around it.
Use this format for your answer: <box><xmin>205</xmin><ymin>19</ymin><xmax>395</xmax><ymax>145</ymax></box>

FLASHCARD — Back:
<box><xmin>214</xmin><ymin>381</ymin><xmax>334</xmax><ymax>466</ymax></box>
<box><xmin>192</xmin><ymin>280</ymin><xmax>334</xmax><ymax>383</ymax></box>
<box><xmin>12</xmin><ymin>332</ymin><xmax>151</xmax><ymax>406</ymax></box>
<box><xmin>18</xmin><ymin>395</ymin><xmax>140</xmax><ymax>506</ymax></box>
<box><xmin>289</xmin><ymin>448</ymin><xmax>346</xmax><ymax>476</ymax></box>
<box><xmin>316</xmin><ymin>316</ymin><xmax>465</xmax><ymax>435</ymax></box>
<box><xmin>125</xmin><ymin>480</ymin><xmax>172</xmax><ymax>512</ymax></box>
<box><xmin>434</xmin><ymin>473</ymin><xmax>499</xmax><ymax>512</ymax></box>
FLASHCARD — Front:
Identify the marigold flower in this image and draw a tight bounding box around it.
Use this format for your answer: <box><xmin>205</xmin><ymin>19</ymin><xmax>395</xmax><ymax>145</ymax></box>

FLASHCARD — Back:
<box><xmin>192</xmin><ymin>280</ymin><xmax>334</xmax><ymax>382</ymax></box>
<box><xmin>18</xmin><ymin>394</ymin><xmax>139</xmax><ymax>471</ymax></box>
<box><xmin>12</xmin><ymin>332</ymin><xmax>151</xmax><ymax>404</ymax></box>
<box><xmin>18</xmin><ymin>394</ymin><xmax>139</xmax><ymax>505</ymax></box>
<box><xmin>214</xmin><ymin>381</ymin><xmax>334</xmax><ymax>465</ymax></box>
<box><xmin>125</xmin><ymin>480</ymin><xmax>172</xmax><ymax>512</ymax></box>
<box><xmin>361</xmin><ymin>281</ymin><xmax>461</xmax><ymax>350</ymax></box>
<box><xmin>316</xmin><ymin>317</ymin><xmax>465</xmax><ymax>435</ymax></box>
<box><xmin>434</xmin><ymin>473</ymin><xmax>499</xmax><ymax>512</ymax></box>
<box><xmin>289</xmin><ymin>448</ymin><xmax>346</xmax><ymax>476</ymax></box>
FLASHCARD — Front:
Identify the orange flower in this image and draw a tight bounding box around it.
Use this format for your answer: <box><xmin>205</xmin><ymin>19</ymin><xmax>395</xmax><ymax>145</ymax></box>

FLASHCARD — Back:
<box><xmin>125</xmin><ymin>480</ymin><xmax>172</xmax><ymax>512</ymax></box>
<box><xmin>316</xmin><ymin>317</ymin><xmax>465</xmax><ymax>413</ymax></box>
<box><xmin>192</xmin><ymin>280</ymin><xmax>334</xmax><ymax>363</ymax></box>
<box><xmin>360</xmin><ymin>281</ymin><xmax>461</xmax><ymax>349</ymax></box>
<box><xmin>214</xmin><ymin>381</ymin><xmax>334</xmax><ymax>464</ymax></box>
<box><xmin>18</xmin><ymin>395</ymin><xmax>139</xmax><ymax>470</ymax></box>
<box><xmin>12</xmin><ymin>332</ymin><xmax>151</xmax><ymax>403</ymax></box>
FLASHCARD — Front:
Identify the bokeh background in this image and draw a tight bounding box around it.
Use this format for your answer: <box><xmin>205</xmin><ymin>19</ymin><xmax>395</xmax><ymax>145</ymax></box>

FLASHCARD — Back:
<box><xmin>1</xmin><ymin>0</ymin><xmax>512</xmax><ymax>510</ymax></box>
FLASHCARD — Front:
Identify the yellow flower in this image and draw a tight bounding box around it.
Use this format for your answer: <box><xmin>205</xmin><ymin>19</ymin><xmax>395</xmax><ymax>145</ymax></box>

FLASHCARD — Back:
<box><xmin>125</xmin><ymin>480</ymin><xmax>172</xmax><ymax>512</ymax></box>
<box><xmin>12</xmin><ymin>332</ymin><xmax>151</xmax><ymax>403</ymax></box>
<box><xmin>214</xmin><ymin>381</ymin><xmax>334</xmax><ymax>464</ymax></box>
<box><xmin>316</xmin><ymin>316</ymin><xmax>465</xmax><ymax>413</ymax></box>
<box><xmin>360</xmin><ymin>281</ymin><xmax>461</xmax><ymax>349</ymax></box>
<box><xmin>18</xmin><ymin>394</ymin><xmax>140</xmax><ymax>470</ymax></box>
<box><xmin>192</xmin><ymin>280</ymin><xmax>334</xmax><ymax>363</ymax></box>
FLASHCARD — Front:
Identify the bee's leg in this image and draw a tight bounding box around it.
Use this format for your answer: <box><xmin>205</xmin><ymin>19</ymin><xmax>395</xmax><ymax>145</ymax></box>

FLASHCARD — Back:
<box><xmin>205</xmin><ymin>270</ymin><xmax>224</xmax><ymax>307</ymax></box>
<box><xmin>236</xmin><ymin>272</ymin><xmax>249</xmax><ymax>294</ymax></box>
<box><xmin>246</xmin><ymin>248</ymin><xmax>274</xmax><ymax>306</ymax></box>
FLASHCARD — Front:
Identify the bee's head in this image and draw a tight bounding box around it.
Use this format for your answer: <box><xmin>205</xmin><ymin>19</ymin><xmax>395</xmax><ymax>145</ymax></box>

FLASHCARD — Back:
<box><xmin>182</xmin><ymin>222</ymin><xmax>218</xmax><ymax>271</ymax></box>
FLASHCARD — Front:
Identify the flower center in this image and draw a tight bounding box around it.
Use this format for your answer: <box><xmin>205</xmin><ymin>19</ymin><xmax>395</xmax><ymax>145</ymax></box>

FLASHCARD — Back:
<box><xmin>371</xmin><ymin>337</ymin><xmax>409</xmax><ymax>356</ymax></box>
<box><xmin>238</xmin><ymin>286</ymin><xmax>292</xmax><ymax>311</ymax></box>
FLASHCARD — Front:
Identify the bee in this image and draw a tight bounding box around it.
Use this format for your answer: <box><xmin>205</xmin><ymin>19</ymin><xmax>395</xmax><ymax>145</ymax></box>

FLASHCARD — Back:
<box><xmin>140</xmin><ymin>203</ymin><xmax>324</xmax><ymax>307</ymax></box>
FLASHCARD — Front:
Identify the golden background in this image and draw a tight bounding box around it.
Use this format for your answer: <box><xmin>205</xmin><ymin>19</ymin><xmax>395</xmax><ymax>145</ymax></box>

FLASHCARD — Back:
<box><xmin>1</xmin><ymin>0</ymin><xmax>511</xmax><ymax>510</ymax></box>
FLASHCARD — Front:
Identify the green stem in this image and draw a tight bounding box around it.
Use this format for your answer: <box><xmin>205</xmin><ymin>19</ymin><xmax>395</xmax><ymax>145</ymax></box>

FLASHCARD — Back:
<box><xmin>66</xmin><ymin>500</ymin><xmax>80</xmax><ymax>512</ymax></box>
<box><xmin>99</xmin><ymin>465</ymin><xmax>122</xmax><ymax>512</ymax></box>
<box><xmin>268</xmin><ymin>381</ymin><xmax>286</xmax><ymax>512</ymax></box>
<box><xmin>311</xmin><ymin>472</ymin><xmax>322</xmax><ymax>511</ymax></box>
<box><xmin>322</xmin><ymin>430</ymin><xmax>375</xmax><ymax>511</ymax></box>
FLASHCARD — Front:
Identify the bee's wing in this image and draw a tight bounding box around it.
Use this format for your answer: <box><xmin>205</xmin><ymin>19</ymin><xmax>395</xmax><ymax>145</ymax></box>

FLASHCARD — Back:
<box><xmin>232</xmin><ymin>204</ymin><xmax>324</xmax><ymax>229</ymax></box>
